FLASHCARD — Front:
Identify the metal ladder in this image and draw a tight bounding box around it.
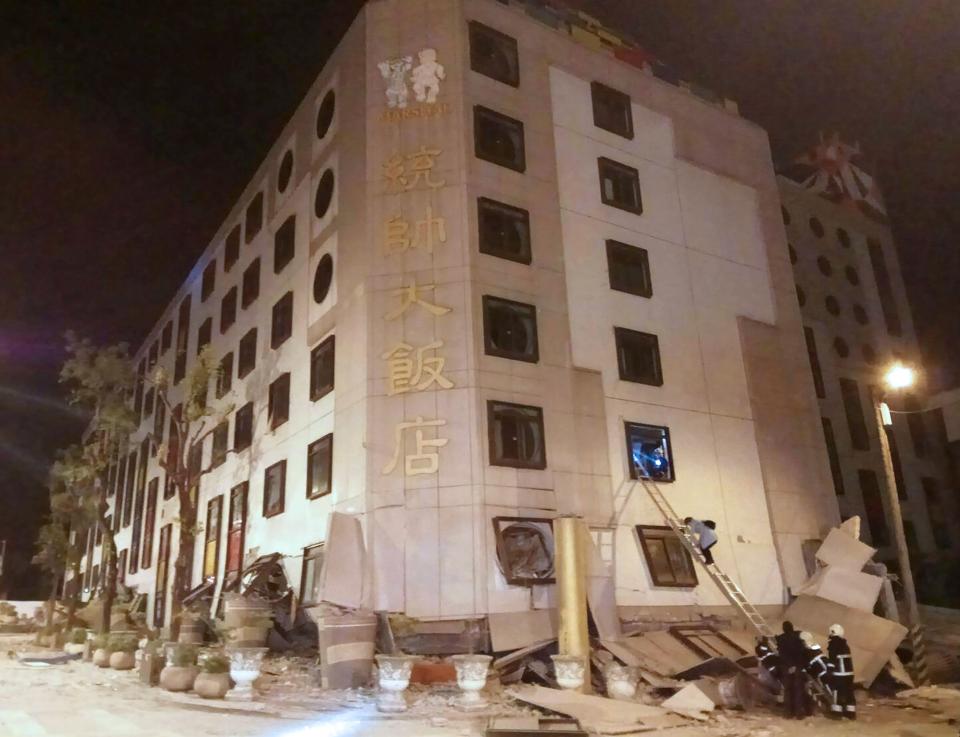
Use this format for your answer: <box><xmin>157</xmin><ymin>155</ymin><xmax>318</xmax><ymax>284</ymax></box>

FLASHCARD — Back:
<box><xmin>636</xmin><ymin>475</ymin><xmax>776</xmax><ymax>638</ymax></box>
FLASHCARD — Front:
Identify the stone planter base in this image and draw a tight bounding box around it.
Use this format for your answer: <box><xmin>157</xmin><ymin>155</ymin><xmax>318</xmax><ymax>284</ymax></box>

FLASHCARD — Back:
<box><xmin>92</xmin><ymin>649</ymin><xmax>111</xmax><ymax>668</ymax></box>
<box><xmin>160</xmin><ymin>665</ymin><xmax>199</xmax><ymax>692</ymax></box>
<box><xmin>110</xmin><ymin>651</ymin><xmax>136</xmax><ymax>670</ymax></box>
<box><xmin>194</xmin><ymin>671</ymin><xmax>232</xmax><ymax>699</ymax></box>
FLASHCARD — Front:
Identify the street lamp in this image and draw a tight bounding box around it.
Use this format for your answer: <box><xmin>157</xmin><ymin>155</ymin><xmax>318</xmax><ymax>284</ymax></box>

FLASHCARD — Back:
<box><xmin>873</xmin><ymin>361</ymin><xmax>928</xmax><ymax>684</ymax></box>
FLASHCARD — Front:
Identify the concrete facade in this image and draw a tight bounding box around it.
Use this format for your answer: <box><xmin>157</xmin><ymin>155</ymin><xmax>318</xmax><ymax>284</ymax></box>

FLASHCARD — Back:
<box><xmin>76</xmin><ymin>0</ymin><xmax>839</xmax><ymax>628</ymax></box>
<box><xmin>780</xmin><ymin>177</ymin><xmax>960</xmax><ymax>566</ymax></box>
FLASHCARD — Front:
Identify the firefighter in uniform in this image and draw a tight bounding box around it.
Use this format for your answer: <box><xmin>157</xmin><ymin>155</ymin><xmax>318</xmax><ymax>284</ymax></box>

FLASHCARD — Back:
<box><xmin>828</xmin><ymin>624</ymin><xmax>856</xmax><ymax>719</ymax></box>
<box><xmin>800</xmin><ymin>630</ymin><xmax>833</xmax><ymax>712</ymax></box>
<box><xmin>755</xmin><ymin>635</ymin><xmax>781</xmax><ymax>696</ymax></box>
<box><xmin>775</xmin><ymin>621</ymin><xmax>810</xmax><ymax>719</ymax></box>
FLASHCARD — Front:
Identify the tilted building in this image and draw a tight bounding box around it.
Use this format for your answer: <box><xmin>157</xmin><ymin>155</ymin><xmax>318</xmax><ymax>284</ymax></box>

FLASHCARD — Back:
<box><xmin>779</xmin><ymin>136</ymin><xmax>960</xmax><ymax>576</ymax></box>
<box><xmin>76</xmin><ymin>0</ymin><xmax>840</xmax><ymax>633</ymax></box>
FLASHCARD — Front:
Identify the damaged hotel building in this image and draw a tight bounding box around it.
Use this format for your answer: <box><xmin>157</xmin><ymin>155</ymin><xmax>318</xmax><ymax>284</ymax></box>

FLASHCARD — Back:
<box><xmin>76</xmin><ymin>0</ymin><xmax>850</xmax><ymax>636</ymax></box>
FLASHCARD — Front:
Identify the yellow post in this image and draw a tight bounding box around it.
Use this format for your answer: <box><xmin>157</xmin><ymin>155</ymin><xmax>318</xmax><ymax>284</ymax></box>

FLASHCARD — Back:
<box><xmin>555</xmin><ymin>515</ymin><xmax>591</xmax><ymax>693</ymax></box>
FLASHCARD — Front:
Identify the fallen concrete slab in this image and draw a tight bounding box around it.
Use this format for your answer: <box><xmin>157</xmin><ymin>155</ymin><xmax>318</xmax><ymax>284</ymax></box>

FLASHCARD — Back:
<box><xmin>661</xmin><ymin>683</ymin><xmax>715</xmax><ymax>720</ymax></box>
<box><xmin>507</xmin><ymin>684</ymin><xmax>688</xmax><ymax>733</ymax></box>
<box><xmin>794</xmin><ymin>565</ymin><xmax>883</xmax><ymax>612</ymax></box>
<box><xmin>815</xmin><ymin>527</ymin><xmax>875</xmax><ymax>571</ymax></box>
<box><xmin>319</xmin><ymin>512</ymin><xmax>366</xmax><ymax>609</ymax></box>
<box><xmin>489</xmin><ymin>610</ymin><xmax>558</xmax><ymax>652</ymax></box>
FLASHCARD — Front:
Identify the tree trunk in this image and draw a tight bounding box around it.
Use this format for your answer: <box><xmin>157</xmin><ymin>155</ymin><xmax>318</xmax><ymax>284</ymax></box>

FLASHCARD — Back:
<box><xmin>44</xmin><ymin>576</ymin><xmax>59</xmax><ymax>636</ymax></box>
<box><xmin>66</xmin><ymin>546</ymin><xmax>83</xmax><ymax>627</ymax></box>
<box><xmin>170</xmin><ymin>506</ymin><xmax>197</xmax><ymax>641</ymax></box>
<box><xmin>99</xmin><ymin>534</ymin><xmax>117</xmax><ymax>635</ymax></box>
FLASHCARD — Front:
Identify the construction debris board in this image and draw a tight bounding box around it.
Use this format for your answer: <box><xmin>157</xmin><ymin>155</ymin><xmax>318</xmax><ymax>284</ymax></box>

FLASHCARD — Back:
<box><xmin>815</xmin><ymin>527</ymin><xmax>876</xmax><ymax>571</ymax></box>
<box><xmin>489</xmin><ymin>610</ymin><xmax>559</xmax><ymax>652</ymax></box>
<box><xmin>319</xmin><ymin>512</ymin><xmax>367</xmax><ymax>609</ymax></box>
<box><xmin>794</xmin><ymin>565</ymin><xmax>883</xmax><ymax>612</ymax></box>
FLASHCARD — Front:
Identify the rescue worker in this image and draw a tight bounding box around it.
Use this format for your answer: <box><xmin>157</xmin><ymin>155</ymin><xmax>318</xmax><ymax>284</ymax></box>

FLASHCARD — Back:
<box><xmin>682</xmin><ymin>517</ymin><xmax>718</xmax><ymax>565</ymax></box>
<box><xmin>775</xmin><ymin>621</ymin><xmax>811</xmax><ymax>719</ymax></box>
<box><xmin>755</xmin><ymin>635</ymin><xmax>782</xmax><ymax>699</ymax></box>
<box><xmin>828</xmin><ymin>624</ymin><xmax>856</xmax><ymax>719</ymax></box>
<box><xmin>800</xmin><ymin>630</ymin><xmax>833</xmax><ymax>712</ymax></box>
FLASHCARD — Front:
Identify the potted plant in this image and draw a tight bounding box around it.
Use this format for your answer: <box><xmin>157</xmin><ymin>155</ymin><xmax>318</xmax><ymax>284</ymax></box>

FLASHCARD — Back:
<box><xmin>159</xmin><ymin>643</ymin><xmax>199</xmax><ymax>692</ymax></box>
<box><xmin>194</xmin><ymin>652</ymin><xmax>232</xmax><ymax>699</ymax></box>
<box><xmin>108</xmin><ymin>634</ymin><xmax>138</xmax><ymax>670</ymax></box>
<box><xmin>91</xmin><ymin>635</ymin><xmax>111</xmax><ymax>668</ymax></box>
<box><xmin>64</xmin><ymin>628</ymin><xmax>87</xmax><ymax>656</ymax></box>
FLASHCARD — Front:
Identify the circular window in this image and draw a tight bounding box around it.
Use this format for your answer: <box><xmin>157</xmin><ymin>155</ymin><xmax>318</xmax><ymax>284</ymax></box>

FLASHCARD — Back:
<box><xmin>845</xmin><ymin>265</ymin><xmax>859</xmax><ymax>285</ymax></box>
<box><xmin>781</xmin><ymin>206</ymin><xmax>791</xmax><ymax>226</ymax></box>
<box><xmin>316</xmin><ymin>90</ymin><xmax>335</xmax><ymax>139</ymax></box>
<box><xmin>825</xmin><ymin>295</ymin><xmax>840</xmax><ymax>316</ymax></box>
<box><xmin>796</xmin><ymin>284</ymin><xmax>806</xmax><ymax>307</ymax></box>
<box><xmin>788</xmin><ymin>244</ymin><xmax>797</xmax><ymax>264</ymax></box>
<box><xmin>837</xmin><ymin>228</ymin><xmax>850</xmax><ymax>248</ymax></box>
<box><xmin>314</xmin><ymin>169</ymin><xmax>335</xmax><ymax>219</ymax></box>
<box><xmin>313</xmin><ymin>253</ymin><xmax>333</xmax><ymax>304</ymax></box>
<box><xmin>853</xmin><ymin>304</ymin><xmax>869</xmax><ymax>325</ymax></box>
<box><xmin>809</xmin><ymin>217</ymin><xmax>824</xmax><ymax>238</ymax></box>
<box><xmin>277</xmin><ymin>150</ymin><xmax>293</xmax><ymax>193</ymax></box>
<box><xmin>817</xmin><ymin>256</ymin><xmax>832</xmax><ymax>276</ymax></box>
<box><xmin>862</xmin><ymin>344</ymin><xmax>877</xmax><ymax>364</ymax></box>
<box><xmin>833</xmin><ymin>337</ymin><xmax>850</xmax><ymax>358</ymax></box>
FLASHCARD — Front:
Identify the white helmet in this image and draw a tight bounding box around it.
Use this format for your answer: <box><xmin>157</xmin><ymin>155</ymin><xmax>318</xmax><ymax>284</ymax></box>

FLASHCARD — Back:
<box><xmin>799</xmin><ymin>631</ymin><xmax>814</xmax><ymax>646</ymax></box>
<box><xmin>829</xmin><ymin>624</ymin><xmax>845</xmax><ymax>637</ymax></box>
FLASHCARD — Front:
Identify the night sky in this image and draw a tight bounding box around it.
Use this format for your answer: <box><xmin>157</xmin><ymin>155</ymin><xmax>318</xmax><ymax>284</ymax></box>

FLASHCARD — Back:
<box><xmin>3</xmin><ymin>1</ymin><xmax>958</xmax><ymax>598</ymax></box>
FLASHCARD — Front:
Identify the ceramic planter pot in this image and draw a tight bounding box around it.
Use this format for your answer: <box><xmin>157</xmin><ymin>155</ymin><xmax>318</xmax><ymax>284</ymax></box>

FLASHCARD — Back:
<box><xmin>194</xmin><ymin>671</ymin><xmax>231</xmax><ymax>699</ymax></box>
<box><xmin>226</xmin><ymin>647</ymin><xmax>267</xmax><ymax>701</ymax></box>
<box><xmin>110</xmin><ymin>651</ymin><xmax>136</xmax><ymax>670</ymax></box>
<box><xmin>551</xmin><ymin>654</ymin><xmax>586</xmax><ymax>691</ymax></box>
<box><xmin>374</xmin><ymin>655</ymin><xmax>415</xmax><ymax>713</ymax></box>
<box><xmin>159</xmin><ymin>665</ymin><xmax>199</xmax><ymax>692</ymax></box>
<box><xmin>451</xmin><ymin>655</ymin><xmax>492</xmax><ymax>711</ymax></box>
<box><xmin>605</xmin><ymin>662</ymin><xmax>638</xmax><ymax>700</ymax></box>
<box><xmin>92</xmin><ymin>649</ymin><xmax>111</xmax><ymax>668</ymax></box>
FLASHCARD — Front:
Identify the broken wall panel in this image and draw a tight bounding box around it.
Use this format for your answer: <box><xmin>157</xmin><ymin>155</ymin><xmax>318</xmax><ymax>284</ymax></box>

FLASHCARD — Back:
<box><xmin>794</xmin><ymin>565</ymin><xmax>882</xmax><ymax>612</ymax></box>
<box><xmin>319</xmin><ymin>512</ymin><xmax>366</xmax><ymax>609</ymax></box>
<box><xmin>489</xmin><ymin>609</ymin><xmax>559</xmax><ymax>652</ymax></box>
<box><xmin>815</xmin><ymin>527</ymin><xmax>876</xmax><ymax>571</ymax></box>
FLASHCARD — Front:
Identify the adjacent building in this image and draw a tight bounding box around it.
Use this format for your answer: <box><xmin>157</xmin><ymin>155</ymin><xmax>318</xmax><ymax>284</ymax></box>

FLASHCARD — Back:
<box><xmin>76</xmin><ymin>0</ymin><xmax>840</xmax><ymax>632</ymax></box>
<box><xmin>780</xmin><ymin>136</ymin><xmax>960</xmax><ymax>575</ymax></box>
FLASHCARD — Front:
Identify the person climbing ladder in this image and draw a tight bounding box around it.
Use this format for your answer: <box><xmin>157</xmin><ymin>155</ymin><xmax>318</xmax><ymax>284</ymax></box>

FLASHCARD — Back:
<box><xmin>683</xmin><ymin>517</ymin><xmax>718</xmax><ymax>564</ymax></box>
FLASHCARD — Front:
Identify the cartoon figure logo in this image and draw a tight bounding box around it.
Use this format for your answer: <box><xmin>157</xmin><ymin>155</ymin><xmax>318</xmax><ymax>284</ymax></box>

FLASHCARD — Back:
<box><xmin>378</xmin><ymin>56</ymin><xmax>413</xmax><ymax>109</ymax></box>
<box><xmin>411</xmin><ymin>48</ymin><xmax>445</xmax><ymax>104</ymax></box>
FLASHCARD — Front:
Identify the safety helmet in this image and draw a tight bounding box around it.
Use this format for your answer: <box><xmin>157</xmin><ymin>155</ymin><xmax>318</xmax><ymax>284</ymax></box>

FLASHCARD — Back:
<box><xmin>829</xmin><ymin>624</ymin><xmax>845</xmax><ymax>637</ymax></box>
<box><xmin>799</xmin><ymin>631</ymin><xmax>814</xmax><ymax>646</ymax></box>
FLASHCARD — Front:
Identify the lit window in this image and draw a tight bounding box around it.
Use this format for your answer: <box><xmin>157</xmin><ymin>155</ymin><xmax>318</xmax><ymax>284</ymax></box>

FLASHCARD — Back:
<box><xmin>625</xmin><ymin>422</ymin><xmax>673</xmax><ymax>481</ymax></box>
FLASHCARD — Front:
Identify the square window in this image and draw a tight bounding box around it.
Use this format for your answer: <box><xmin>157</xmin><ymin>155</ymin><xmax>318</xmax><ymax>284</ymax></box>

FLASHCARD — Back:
<box><xmin>300</xmin><ymin>543</ymin><xmax>325</xmax><ymax>605</ymax></box>
<box><xmin>174</xmin><ymin>296</ymin><xmax>191</xmax><ymax>384</ymax></box>
<box><xmin>147</xmin><ymin>341</ymin><xmax>159</xmax><ymax>370</ymax></box>
<box><xmin>310</xmin><ymin>335</ymin><xmax>335</xmax><ymax>401</ymax></box>
<box><xmin>591</xmin><ymin>81</ymin><xmax>634</xmax><ymax>139</ymax></box>
<box><xmin>142</xmin><ymin>386</ymin><xmax>155</xmax><ymax>419</ymax></box>
<box><xmin>224</xmin><ymin>224</ymin><xmax>241</xmax><ymax>272</ymax></box>
<box><xmin>606</xmin><ymin>240</ymin><xmax>651</xmax><ymax>297</ymax></box>
<box><xmin>483</xmin><ymin>295</ymin><xmax>539</xmax><ymax>363</ymax></box>
<box><xmin>839</xmin><ymin>377</ymin><xmax>869</xmax><ymax>451</ymax></box>
<box><xmin>474</xmin><ymin>106</ymin><xmax>525</xmax><ymax>172</ymax></box>
<box><xmin>211</xmin><ymin>420</ymin><xmax>229</xmax><ymax>468</ymax></box>
<box><xmin>161</xmin><ymin>320</ymin><xmax>173</xmax><ymax>353</ymax></box>
<box><xmin>197</xmin><ymin>317</ymin><xmax>212</xmax><ymax>356</ymax></box>
<box><xmin>636</xmin><ymin>526</ymin><xmax>697</xmax><ymax>587</ymax></box>
<box><xmin>625</xmin><ymin>422</ymin><xmax>674</xmax><ymax>481</ymax></box>
<box><xmin>274</xmin><ymin>215</ymin><xmax>296</xmax><ymax>274</ymax></box>
<box><xmin>268</xmin><ymin>373</ymin><xmax>291</xmax><ymax>429</ymax></box>
<box><xmin>203</xmin><ymin>495</ymin><xmax>223</xmax><ymax>580</ymax></box>
<box><xmin>238</xmin><ymin>328</ymin><xmax>257</xmax><ymax>379</ymax></box>
<box><xmin>153</xmin><ymin>399</ymin><xmax>166</xmax><ymax>443</ymax></box>
<box><xmin>217</xmin><ymin>353</ymin><xmax>233</xmax><ymax>398</ymax></box>
<box><xmin>263</xmin><ymin>460</ymin><xmax>286</xmax><ymax>518</ymax></box>
<box><xmin>220</xmin><ymin>287</ymin><xmax>237</xmax><ymax>334</ymax></box>
<box><xmin>271</xmin><ymin>292</ymin><xmax>294</xmax><ymax>349</ymax></box>
<box><xmin>615</xmin><ymin>327</ymin><xmax>662</xmax><ymax>385</ymax></box>
<box><xmin>307</xmin><ymin>434</ymin><xmax>333</xmax><ymax>499</ymax></box>
<box><xmin>478</xmin><ymin>198</ymin><xmax>531</xmax><ymax>264</ymax></box>
<box><xmin>242</xmin><ymin>258</ymin><xmax>261</xmax><ymax>309</ymax></box>
<box><xmin>488</xmin><ymin>400</ymin><xmax>546</xmax><ymax>469</ymax></box>
<box><xmin>201</xmin><ymin>261</ymin><xmax>216</xmax><ymax>302</ymax></box>
<box><xmin>245</xmin><ymin>192</ymin><xmax>263</xmax><ymax>243</ymax></box>
<box><xmin>492</xmin><ymin>516</ymin><xmax>555</xmax><ymax>585</ymax></box>
<box><xmin>598</xmin><ymin>157</ymin><xmax>643</xmax><ymax>215</ymax></box>
<box><xmin>234</xmin><ymin>402</ymin><xmax>254</xmax><ymax>451</ymax></box>
<box><xmin>469</xmin><ymin>21</ymin><xmax>519</xmax><ymax>87</ymax></box>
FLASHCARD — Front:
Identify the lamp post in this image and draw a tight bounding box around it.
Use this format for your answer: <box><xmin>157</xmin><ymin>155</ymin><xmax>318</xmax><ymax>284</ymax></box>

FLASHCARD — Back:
<box><xmin>873</xmin><ymin>361</ymin><xmax>928</xmax><ymax>684</ymax></box>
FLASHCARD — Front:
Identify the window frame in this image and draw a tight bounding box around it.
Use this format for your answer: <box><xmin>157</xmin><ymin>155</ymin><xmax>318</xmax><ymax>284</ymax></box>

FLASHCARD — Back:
<box><xmin>483</xmin><ymin>295</ymin><xmax>539</xmax><ymax>363</ymax></box>
<box><xmin>220</xmin><ymin>287</ymin><xmax>237</xmax><ymax>334</ymax></box>
<box><xmin>211</xmin><ymin>420</ymin><xmax>229</xmax><ymax>468</ymax></box>
<box><xmin>197</xmin><ymin>317</ymin><xmax>212</xmax><ymax>356</ymax></box>
<box><xmin>271</xmin><ymin>292</ymin><xmax>294</xmax><ymax>349</ymax></box>
<box><xmin>238</xmin><ymin>328</ymin><xmax>257</xmax><ymax>379</ymax></box>
<box><xmin>234</xmin><ymin>402</ymin><xmax>254</xmax><ymax>452</ymax></box>
<box><xmin>274</xmin><ymin>215</ymin><xmax>296</xmax><ymax>274</ymax></box>
<box><xmin>591</xmin><ymin>81</ymin><xmax>634</xmax><ymax>140</ymax></box>
<box><xmin>201</xmin><ymin>261</ymin><xmax>216</xmax><ymax>302</ymax></box>
<box><xmin>473</xmin><ymin>105</ymin><xmax>526</xmax><ymax>173</ymax></box>
<box><xmin>203</xmin><ymin>495</ymin><xmax>223</xmax><ymax>582</ymax></box>
<box><xmin>487</xmin><ymin>400</ymin><xmax>547</xmax><ymax>470</ymax></box>
<box><xmin>245</xmin><ymin>192</ymin><xmax>263</xmax><ymax>243</ymax></box>
<box><xmin>242</xmin><ymin>257</ymin><xmax>261</xmax><ymax>309</ymax></box>
<box><xmin>299</xmin><ymin>542</ymin><xmax>326</xmax><ymax>606</ymax></box>
<box><xmin>477</xmin><ymin>197</ymin><xmax>532</xmax><ymax>265</ymax></box>
<box><xmin>225</xmin><ymin>482</ymin><xmax>248</xmax><ymax>578</ymax></box>
<box><xmin>598</xmin><ymin>157</ymin><xmax>643</xmax><ymax>215</ymax></box>
<box><xmin>310</xmin><ymin>335</ymin><xmax>336</xmax><ymax>401</ymax></box>
<box><xmin>614</xmin><ymin>327</ymin><xmax>663</xmax><ymax>386</ymax></box>
<box><xmin>224</xmin><ymin>224</ymin><xmax>241</xmax><ymax>272</ymax></box>
<box><xmin>216</xmin><ymin>352</ymin><xmax>233</xmax><ymax>398</ymax></box>
<box><xmin>268</xmin><ymin>372</ymin><xmax>291</xmax><ymax>430</ymax></box>
<box><xmin>263</xmin><ymin>460</ymin><xmax>287</xmax><ymax>518</ymax></box>
<box><xmin>307</xmin><ymin>434</ymin><xmax>334</xmax><ymax>500</ymax></box>
<box><xmin>606</xmin><ymin>240</ymin><xmax>652</xmax><ymax>298</ymax></box>
<box><xmin>635</xmin><ymin>525</ymin><xmax>698</xmax><ymax>587</ymax></box>
<box><xmin>492</xmin><ymin>516</ymin><xmax>556</xmax><ymax>586</ymax></box>
<box><xmin>625</xmin><ymin>421</ymin><xmax>675</xmax><ymax>482</ymax></box>
<box><xmin>468</xmin><ymin>20</ymin><xmax>520</xmax><ymax>87</ymax></box>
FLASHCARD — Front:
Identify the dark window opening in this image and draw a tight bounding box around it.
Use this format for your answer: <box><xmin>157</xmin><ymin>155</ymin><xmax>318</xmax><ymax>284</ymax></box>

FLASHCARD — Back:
<box><xmin>492</xmin><ymin>516</ymin><xmax>555</xmax><ymax>585</ymax></box>
<box><xmin>606</xmin><ymin>240</ymin><xmax>652</xmax><ymax>297</ymax></box>
<box><xmin>905</xmin><ymin>394</ymin><xmax>928</xmax><ymax>457</ymax></box>
<box><xmin>825</xmin><ymin>295</ymin><xmax>841</xmax><ymax>316</ymax></box>
<box><xmin>615</xmin><ymin>327</ymin><xmax>662</xmax><ymax>386</ymax></box>
<box><xmin>636</xmin><ymin>525</ymin><xmax>697</xmax><ymax>587</ymax></box>
<box><xmin>212</xmin><ymin>421</ymin><xmax>229</xmax><ymax>468</ymax></box>
<box><xmin>474</xmin><ymin>106</ymin><xmax>526</xmax><ymax>172</ymax></box>
<box><xmin>315</xmin><ymin>170</ymin><xmax>335</xmax><ymax>219</ymax></box>
<box><xmin>245</xmin><ymin>192</ymin><xmax>263</xmax><ymax>243</ymax></box>
<box><xmin>833</xmin><ymin>336</ymin><xmax>849</xmax><ymax>358</ymax></box>
<box><xmin>840</xmin><ymin>378</ymin><xmax>869</xmax><ymax>451</ymax></box>
<box><xmin>837</xmin><ymin>228</ymin><xmax>850</xmax><ymax>248</ymax></box>
<box><xmin>845</xmin><ymin>265</ymin><xmax>860</xmax><ymax>285</ymax></box>
<box><xmin>598</xmin><ymin>157</ymin><xmax>643</xmax><ymax>215</ymax></box>
<box><xmin>161</xmin><ymin>320</ymin><xmax>173</xmax><ymax>353</ymax></box>
<box><xmin>469</xmin><ymin>21</ymin><xmax>519</xmax><ymax>86</ymax></box>
<box><xmin>274</xmin><ymin>216</ymin><xmax>296</xmax><ymax>273</ymax></box>
<box><xmin>220</xmin><ymin>287</ymin><xmax>237</xmax><ymax>334</ymax></box>
<box><xmin>263</xmin><ymin>460</ymin><xmax>286</xmax><ymax>518</ymax></box>
<box><xmin>809</xmin><ymin>217</ymin><xmax>824</xmax><ymax>238</ymax></box>
<box><xmin>591</xmin><ymin>81</ymin><xmax>633</xmax><ymax>139</ymax></box>
<box><xmin>822</xmin><ymin>417</ymin><xmax>845</xmax><ymax>495</ymax></box>
<box><xmin>216</xmin><ymin>353</ymin><xmax>233</xmax><ymax>398</ymax></box>
<box><xmin>224</xmin><ymin>224</ymin><xmax>241</xmax><ymax>272</ymax></box>
<box><xmin>197</xmin><ymin>317</ymin><xmax>212</xmax><ymax>356</ymax></box>
<box><xmin>242</xmin><ymin>258</ymin><xmax>261</xmax><ymax>308</ymax></box>
<box><xmin>201</xmin><ymin>261</ymin><xmax>216</xmax><ymax>302</ymax></box>
<box><xmin>234</xmin><ymin>402</ymin><xmax>254</xmax><ymax>452</ymax></box>
<box><xmin>271</xmin><ymin>292</ymin><xmax>294</xmax><ymax>349</ymax></box>
<box><xmin>277</xmin><ymin>150</ymin><xmax>294</xmax><ymax>193</ymax></box>
<box><xmin>483</xmin><ymin>295</ymin><xmax>539</xmax><ymax>363</ymax></box>
<box><xmin>268</xmin><ymin>373</ymin><xmax>291</xmax><ymax>429</ymax></box>
<box><xmin>817</xmin><ymin>256</ymin><xmax>832</xmax><ymax>276</ymax></box>
<box><xmin>922</xmin><ymin>477</ymin><xmax>950</xmax><ymax>549</ymax></box>
<box><xmin>313</xmin><ymin>253</ymin><xmax>334</xmax><ymax>304</ymax></box>
<box><xmin>488</xmin><ymin>401</ymin><xmax>546</xmax><ymax>469</ymax></box>
<box><xmin>625</xmin><ymin>422</ymin><xmax>674</xmax><ymax>481</ymax></box>
<box><xmin>307</xmin><ymin>434</ymin><xmax>333</xmax><ymax>500</ymax></box>
<box><xmin>477</xmin><ymin>197</ymin><xmax>531</xmax><ymax>264</ymax></box>
<box><xmin>310</xmin><ymin>336</ymin><xmax>335</xmax><ymax>401</ymax></box>
<box><xmin>867</xmin><ymin>239</ymin><xmax>902</xmax><ymax>336</ymax></box>
<box><xmin>853</xmin><ymin>304</ymin><xmax>869</xmax><ymax>325</ymax></box>
<box><xmin>300</xmin><ymin>543</ymin><xmax>326</xmax><ymax>605</ymax></box>
<box><xmin>238</xmin><ymin>328</ymin><xmax>257</xmax><ymax>379</ymax></box>
<box><xmin>316</xmin><ymin>90</ymin><xmax>335</xmax><ymax>139</ymax></box>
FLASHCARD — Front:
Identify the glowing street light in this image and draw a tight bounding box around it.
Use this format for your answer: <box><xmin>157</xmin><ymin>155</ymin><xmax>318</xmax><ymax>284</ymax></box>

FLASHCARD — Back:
<box><xmin>883</xmin><ymin>362</ymin><xmax>916</xmax><ymax>392</ymax></box>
